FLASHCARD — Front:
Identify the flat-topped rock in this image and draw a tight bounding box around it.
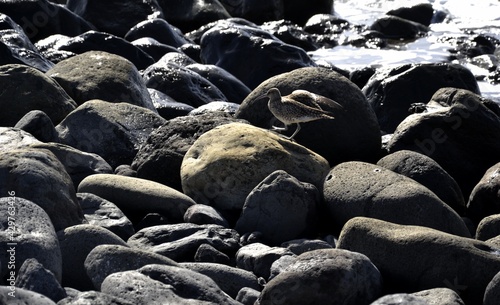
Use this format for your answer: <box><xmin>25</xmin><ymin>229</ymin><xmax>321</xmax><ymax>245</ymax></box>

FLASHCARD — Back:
<box><xmin>78</xmin><ymin>174</ymin><xmax>196</xmax><ymax>223</ymax></box>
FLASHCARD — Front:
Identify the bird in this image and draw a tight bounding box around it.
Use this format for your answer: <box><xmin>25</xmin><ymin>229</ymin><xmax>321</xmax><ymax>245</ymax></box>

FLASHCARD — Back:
<box><xmin>264</xmin><ymin>88</ymin><xmax>343</xmax><ymax>140</ymax></box>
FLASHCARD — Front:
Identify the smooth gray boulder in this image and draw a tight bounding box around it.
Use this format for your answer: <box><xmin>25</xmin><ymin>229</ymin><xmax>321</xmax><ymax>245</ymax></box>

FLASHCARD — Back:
<box><xmin>337</xmin><ymin>217</ymin><xmax>500</xmax><ymax>305</ymax></box>
<box><xmin>323</xmin><ymin>161</ymin><xmax>470</xmax><ymax>236</ymax></box>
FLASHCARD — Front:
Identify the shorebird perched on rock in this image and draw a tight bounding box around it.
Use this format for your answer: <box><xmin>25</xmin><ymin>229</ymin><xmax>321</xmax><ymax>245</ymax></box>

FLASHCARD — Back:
<box><xmin>264</xmin><ymin>88</ymin><xmax>343</xmax><ymax>140</ymax></box>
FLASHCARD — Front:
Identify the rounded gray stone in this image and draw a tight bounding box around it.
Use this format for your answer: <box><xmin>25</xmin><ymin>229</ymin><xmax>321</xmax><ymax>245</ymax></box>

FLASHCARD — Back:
<box><xmin>127</xmin><ymin>223</ymin><xmax>240</xmax><ymax>261</ymax></box>
<box><xmin>377</xmin><ymin>150</ymin><xmax>465</xmax><ymax>214</ymax></box>
<box><xmin>55</xmin><ymin>99</ymin><xmax>166</xmax><ymax>168</ymax></box>
<box><xmin>0</xmin><ymin>148</ymin><xmax>84</xmax><ymax>231</ymax></box>
<box><xmin>257</xmin><ymin>249</ymin><xmax>382</xmax><ymax>305</ymax></box>
<box><xmin>0</xmin><ymin>197</ymin><xmax>62</xmax><ymax>284</ymax></box>
<box><xmin>78</xmin><ymin>174</ymin><xmax>196</xmax><ymax>223</ymax></box>
<box><xmin>411</xmin><ymin>288</ymin><xmax>465</xmax><ymax>305</ymax></box>
<box><xmin>0</xmin><ymin>64</ymin><xmax>77</xmax><ymax>126</ymax></box>
<box><xmin>57</xmin><ymin>224</ymin><xmax>128</xmax><ymax>290</ymax></box>
<box><xmin>0</xmin><ymin>286</ymin><xmax>57</xmax><ymax>305</ymax></box>
<box><xmin>181</xmin><ymin>262</ymin><xmax>261</xmax><ymax>299</ymax></box>
<box><xmin>78</xmin><ymin>192</ymin><xmax>135</xmax><ymax>241</ymax></box>
<box><xmin>236</xmin><ymin>242</ymin><xmax>295</xmax><ymax>279</ymax></box>
<box><xmin>370</xmin><ymin>294</ymin><xmax>429</xmax><ymax>305</ymax></box>
<box><xmin>47</xmin><ymin>51</ymin><xmax>156</xmax><ymax>111</ymax></box>
<box><xmin>484</xmin><ymin>270</ymin><xmax>500</xmax><ymax>305</ymax></box>
<box><xmin>84</xmin><ymin>244</ymin><xmax>178</xmax><ymax>289</ymax></box>
<box><xmin>235</xmin><ymin>170</ymin><xmax>320</xmax><ymax>245</ymax></box>
<box><xmin>323</xmin><ymin>161</ymin><xmax>470</xmax><ymax>237</ymax></box>
<box><xmin>101</xmin><ymin>264</ymin><xmax>241</xmax><ymax>305</ymax></box>
<box><xmin>337</xmin><ymin>217</ymin><xmax>500</xmax><ymax>305</ymax></box>
<box><xmin>15</xmin><ymin>258</ymin><xmax>66</xmax><ymax>303</ymax></box>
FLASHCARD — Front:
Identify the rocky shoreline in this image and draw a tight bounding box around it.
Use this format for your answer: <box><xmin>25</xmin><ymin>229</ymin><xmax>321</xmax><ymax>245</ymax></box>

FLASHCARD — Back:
<box><xmin>1</xmin><ymin>0</ymin><xmax>500</xmax><ymax>304</ymax></box>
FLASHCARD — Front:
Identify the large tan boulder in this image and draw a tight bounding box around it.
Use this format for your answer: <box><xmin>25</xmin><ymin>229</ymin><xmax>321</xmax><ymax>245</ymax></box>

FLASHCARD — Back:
<box><xmin>181</xmin><ymin>122</ymin><xmax>330</xmax><ymax>211</ymax></box>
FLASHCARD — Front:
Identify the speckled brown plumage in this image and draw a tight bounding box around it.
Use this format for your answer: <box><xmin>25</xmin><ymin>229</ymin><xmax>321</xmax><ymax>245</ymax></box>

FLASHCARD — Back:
<box><xmin>266</xmin><ymin>88</ymin><xmax>342</xmax><ymax>139</ymax></box>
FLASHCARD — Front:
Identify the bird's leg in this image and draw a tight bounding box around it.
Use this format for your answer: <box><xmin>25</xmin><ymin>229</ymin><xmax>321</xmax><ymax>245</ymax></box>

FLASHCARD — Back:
<box><xmin>287</xmin><ymin>123</ymin><xmax>301</xmax><ymax>140</ymax></box>
<box><xmin>271</xmin><ymin>122</ymin><xmax>288</xmax><ymax>132</ymax></box>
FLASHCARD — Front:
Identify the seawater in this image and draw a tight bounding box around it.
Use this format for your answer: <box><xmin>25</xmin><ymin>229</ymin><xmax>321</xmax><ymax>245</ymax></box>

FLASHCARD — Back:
<box><xmin>310</xmin><ymin>0</ymin><xmax>500</xmax><ymax>102</ymax></box>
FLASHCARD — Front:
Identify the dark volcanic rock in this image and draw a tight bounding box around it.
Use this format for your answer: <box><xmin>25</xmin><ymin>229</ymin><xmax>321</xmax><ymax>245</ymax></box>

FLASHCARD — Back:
<box><xmin>257</xmin><ymin>249</ymin><xmax>382</xmax><ymax>305</ymax></box>
<box><xmin>220</xmin><ymin>0</ymin><xmax>284</xmax><ymax>25</ymax></box>
<box><xmin>377</xmin><ymin>150</ymin><xmax>465</xmax><ymax>214</ymax></box>
<box><xmin>101</xmin><ymin>264</ymin><xmax>241</xmax><ymax>305</ymax></box>
<box><xmin>0</xmin><ymin>64</ymin><xmax>77</xmax><ymax>127</ymax></box>
<box><xmin>235</xmin><ymin>170</ymin><xmax>320</xmax><ymax>245</ymax></box>
<box><xmin>148</xmin><ymin>88</ymin><xmax>195</xmax><ymax>119</ymax></box>
<box><xmin>15</xmin><ymin>258</ymin><xmax>66</xmax><ymax>303</ymax></box>
<box><xmin>304</xmin><ymin>14</ymin><xmax>349</xmax><ymax>35</ymax></box>
<box><xmin>34</xmin><ymin>34</ymin><xmax>77</xmax><ymax>64</ymax></box>
<box><xmin>66</xmin><ymin>0</ymin><xmax>164</xmax><ymax>37</ymax></box>
<box><xmin>323</xmin><ymin>161</ymin><xmax>470</xmax><ymax>236</ymax></box>
<box><xmin>0</xmin><ymin>197</ymin><xmax>62</xmax><ymax>284</ymax></box>
<box><xmin>127</xmin><ymin>223</ymin><xmax>240</xmax><ymax>261</ymax></box>
<box><xmin>370</xmin><ymin>294</ymin><xmax>429</xmax><ymax>305</ymax></box>
<box><xmin>200</xmin><ymin>20</ymin><xmax>316</xmax><ymax>89</ymax></box>
<box><xmin>0</xmin><ymin>127</ymin><xmax>41</xmax><ymax>152</ymax></box>
<box><xmin>387</xmin><ymin>3</ymin><xmax>434</xmax><ymax>27</ymax></box>
<box><xmin>130</xmin><ymin>37</ymin><xmax>180</xmax><ymax>62</ymax></box>
<box><xmin>58</xmin><ymin>291</ymin><xmax>134</xmax><ymax>305</ymax></box>
<box><xmin>84</xmin><ymin>244</ymin><xmax>178</xmax><ymax>289</ymax></box>
<box><xmin>78</xmin><ymin>174</ymin><xmax>196</xmax><ymax>223</ymax></box>
<box><xmin>387</xmin><ymin>88</ymin><xmax>500</xmax><ymax>199</ymax></box>
<box><xmin>131</xmin><ymin>112</ymin><xmax>244</xmax><ymax>190</ymax></box>
<box><xmin>236</xmin><ymin>243</ymin><xmax>295</xmax><ymax>279</ymax></box>
<box><xmin>56</xmin><ymin>100</ymin><xmax>166</xmax><ymax>168</ymax></box>
<box><xmin>184</xmin><ymin>204</ymin><xmax>229</xmax><ymax>227</ymax></box>
<box><xmin>0</xmin><ymin>286</ymin><xmax>57</xmax><ymax>305</ymax></box>
<box><xmin>337</xmin><ymin>217</ymin><xmax>500</xmax><ymax>305</ymax></box>
<box><xmin>142</xmin><ymin>56</ymin><xmax>227</xmax><ymax>107</ymax></box>
<box><xmin>363</xmin><ymin>63</ymin><xmax>479</xmax><ymax>133</ymax></box>
<box><xmin>412</xmin><ymin>288</ymin><xmax>465</xmax><ymax>305</ymax></box>
<box><xmin>46</xmin><ymin>51</ymin><xmax>156</xmax><ymax>111</ymax></box>
<box><xmin>125</xmin><ymin>18</ymin><xmax>191</xmax><ymax>48</ymax></box>
<box><xmin>186</xmin><ymin>63</ymin><xmax>251</xmax><ymax>104</ymax></box>
<box><xmin>467</xmin><ymin>162</ymin><xmax>500</xmax><ymax>223</ymax></box>
<box><xmin>260</xmin><ymin>20</ymin><xmax>319</xmax><ymax>52</ymax></box>
<box><xmin>484</xmin><ymin>271</ymin><xmax>500</xmax><ymax>305</ymax></box>
<box><xmin>57</xmin><ymin>224</ymin><xmax>128</xmax><ymax>290</ymax></box>
<box><xmin>194</xmin><ymin>243</ymin><xmax>231</xmax><ymax>264</ymax></box>
<box><xmin>157</xmin><ymin>0</ymin><xmax>231</xmax><ymax>33</ymax></box>
<box><xmin>30</xmin><ymin>142</ymin><xmax>113</xmax><ymax>187</ymax></box>
<box><xmin>0</xmin><ymin>27</ymin><xmax>54</xmax><ymax>72</ymax></box>
<box><xmin>370</xmin><ymin>15</ymin><xmax>428</xmax><ymax>39</ymax></box>
<box><xmin>14</xmin><ymin>110</ymin><xmax>58</xmax><ymax>143</ymax></box>
<box><xmin>281</xmin><ymin>238</ymin><xmax>333</xmax><ymax>255</ymax></box>
<box><xmin>78</xmin><ymin>192</ymin><xmax>135</xmax><ymax>241</ymax></box>
<box><xmin>0</xmin><ymin>148</ymin><xmax>84</xmax><ymax>231</ymax></box>
<box><xmin>236</xmin><ymin>288</ymin><xmax>260</xmax><ymax>305</ymax></box>
<box><xmin>476</xmin><ymin>214</ymin><xmax>500</xmax><ymax>241</ymax></box>
<box><xmin>181</xmin><ymin>262</ymin><xmax>261</xmax><ymax>299</ymax></box>
<box><xmin>51</xmin><ymin>31</ymin><xmax>155</xmax><ymax>70</ymax></box>
<box><xmin>189</xmin><ymin>101</ymin><xmax>240</xmax><ymax>115</ymax></box>
<box><xmin>236</xmin><ymin>67</ymin><xmax>381</xmax><ymax>165</ymax></box>
<box><xmin>0</xmin><ymin>0</ymin><xmax>95</xmax><ymax>42</ymax></box>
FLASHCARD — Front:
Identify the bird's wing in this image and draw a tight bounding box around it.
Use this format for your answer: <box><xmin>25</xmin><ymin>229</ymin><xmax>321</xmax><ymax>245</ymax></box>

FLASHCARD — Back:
<box><xmin>290</xmin><ymin>90</ymin><xmax>323</xmax><ymax>109</ymax></box>
<box><xmin>291</xmin><ymin>90</ymin><xmax>344</xmax><ymax>111</ymax></box>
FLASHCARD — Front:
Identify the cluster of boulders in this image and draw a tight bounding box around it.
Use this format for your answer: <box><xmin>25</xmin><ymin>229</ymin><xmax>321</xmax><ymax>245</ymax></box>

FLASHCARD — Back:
<box><xmin>1</xmin><ymin>0</ymin><xmax>500</xmax><ymax>305</ymax></box>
